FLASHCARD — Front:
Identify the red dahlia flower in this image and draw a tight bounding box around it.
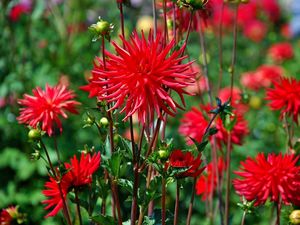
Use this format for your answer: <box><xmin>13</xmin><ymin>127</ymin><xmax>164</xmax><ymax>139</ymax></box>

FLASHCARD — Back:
<box><xmin>9</xmin><ymin>3</ymin><xmax>31</xmax><ymax>22</ymax></box>
<box><xmin>196</xmin><ymin>157</ymin><xmax>225</xmax><ymax>200</ymax></box>
<box><xmin>83</xmin><ymin>31</ymin><xmax>195</xmax><ymax>124</ymax></box>
<box><xmin>179</xmin><ymin>104</ymin><xmax>249</xmax><ymax>148</ymax></box>
<box><xmin>17</xmin><ymin>84</ymin><xmax>80</xmax><ymax>136</ymax></box>
<box><xmin>233</xmin><ymin>153</ymin><xmax>300</xmax><ymax>206</ymax></box>
<box><xmin>42</xmin><ymin>152</ymin><xmax>101</xmax><ymax>217</ymax></box>
<box><xmin>266</xmin><ymin>78</ymin><xmax>300</xmax><ymax>123</ymax></box>
<box><xmin>168</xmin><ymin>149</ymin><xmax>204</xmax><ymax>178</ymax></box>
<box><xmin>268</xmin><ymin>42</ymin><xmax>294</xmax><ymax>63</ymax></box>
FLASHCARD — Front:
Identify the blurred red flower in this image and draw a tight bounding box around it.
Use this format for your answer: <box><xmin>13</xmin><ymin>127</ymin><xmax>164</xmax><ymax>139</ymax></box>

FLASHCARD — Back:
<box><xmin>0</xmin><ymin>209</ymin><xmax>12</xmax><ymax>225</ymax></box>
<box><xmin>168</xmin><ymin>150</ymin><xmax>204</xmax><ymax>178</ymax></box>
<box><xmin>241</xmin><ymin>65</ymin><xmax>283</xmax><ymax>90</ymax></box>
<box><xmin>233</xmin><ymin>153</ymin><xmax>300</xmax><ymax>206</ymax></box>
<box><xmin>243</xmin><ymin>20</ymin><xmax>267</xmax><ymax>43</ymax></box>
<box><xmin>268</xmin><ymin>42</ymin><xmax>294</xmax><ymax>63</ymax></box>
<box><xmin>9</xmin><ymin>3</ymin><xmax>31</xmax><ymax>22</ymax></box>
<box><xmin>17</xmin><ymin>84</ymin><xmax>80</xmax><ymax>136</ymax></box>
<box><xmin>196</xmin><ymin>157</ymin><xmax>225</xmax><ymax>200</ymax></box>
<box><xmin>266</xmin><ymin>78</ymin><xmax>300</xmax><ymax>123</ymax></box>
<box><xmin>42</xmin><ymin>152</ymin><xmax>101</xmax><ymax>217</ymax></box>
<box><xmin>86</xmin><ymin>31</ymin><xmax>194</xmax><ymax>124</ymax></box>
<box><xmin>179</xmin><ymin>104</ymin><xmax>249</xmax><ymax>148</ymax></box>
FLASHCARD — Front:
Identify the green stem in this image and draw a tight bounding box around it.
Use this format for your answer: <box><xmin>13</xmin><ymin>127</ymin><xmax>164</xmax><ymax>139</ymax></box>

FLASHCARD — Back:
<box><xmin>75</xmin><ymin>189</ymin><xmax>83</xmax><ymax>225</ymax></box>
<box><xmin>186</xmin><ymin>178</ymin><xmax>196</xmax><ymax>225</ymax></box>
<box><xmin>173</xmin><ymin>180</ymin><xmax>180</xmax><ymax>225</ymax></box>
<box><xmin>224</xmin><ymin>133</ymin><xmax>232</xmax><ymax>225</ymax></box>
<box><xmin>162</xmin><ymin>177</ymin><xmax>167</xmax><ymax>225</ymax></box>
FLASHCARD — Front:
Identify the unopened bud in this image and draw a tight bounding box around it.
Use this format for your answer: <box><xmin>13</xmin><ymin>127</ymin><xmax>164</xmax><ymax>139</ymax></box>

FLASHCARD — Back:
<box><xmin>290</xmin><ymin>210</ymin><xmax>300</xmax><ymax>225</ymax></box>
<box><xmin>28</xmin><ymin>128</ymin><xmax>41</xmax><ymax>141</ymax></box>
<box><xmin>158</xmin><ymin>149</ymin><xmax>169</xmax><ymax>161</ymax></box>
<box><xmin>100</xmin><ymin>117</ymin><xmax>109</xmax><ymax>127</ymax></box>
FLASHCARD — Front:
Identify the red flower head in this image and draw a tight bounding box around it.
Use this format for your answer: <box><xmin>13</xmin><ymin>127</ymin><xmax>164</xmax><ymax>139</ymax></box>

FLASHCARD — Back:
<box><xmin>17</xmin><ymin>84</ymin><xmax>80</xmax><ymax>136</ymax></box>
<box><xmin>178</xmin><ymin>107</ymin><xmax>208</xmax><ymax>145</ymax></box>
<box><xmin>243</xmin><ymin>20</ymin><xmax>267</xmax><ymax>43</ymax></box>
<box><xmin>9</xmin><ymin>3</ymin><xmax>31</xmax><ymax>22</ymax></box>
<box><xmin>266</xmin><ymin>78</ymin><xmax>300</xmax><ymax>123</ymax></box>
<box><xmin>241</xmin><ymin>65</ymin><xmax>283</xmax><ymax>91</ymax></box>
<box><xmin>42</xmin><ymin>152</ymin><xmax>101</xmax><ymax>217</ymax></box>
<box><xmin>179</xmin><ymin>105</ymin><xmax>249</xmax><ymax>148</ymax></box>
<box><xmin>0</xmin><ymin>209</ymin><xmax>12</xmax><ymax>225</ymax></box>
<box><xmin>85</xmin><ymin>31</ymin><xmax>195</xmax><ymax>124</ymax></box>
<box><xmin>260</xmin><ymin>0</ymin><xmax>281</xmax><ymax>22</ymax></box>
<box><xmin>196</xmin><ymin>157</ymin><xmax>225</xmax><ymax>200</ymax></box>
<box><xmin>233</xmin><ymin>153</ymin><xmax>300</xmax><ymax>206</ymax></box>
<box><xmin>64</xmin><ymin>152</ymin><xmax>101</xmax><ymax>187</ymax></box>
<box><xmin>168</xmin><ymin>150</ymin><xmax>204</xmax><ymax>178</ymax></box>
<box><xmin>268</xmin><ymin>42</ymin><xmax>294</xmax><ymax>63</ymax></box>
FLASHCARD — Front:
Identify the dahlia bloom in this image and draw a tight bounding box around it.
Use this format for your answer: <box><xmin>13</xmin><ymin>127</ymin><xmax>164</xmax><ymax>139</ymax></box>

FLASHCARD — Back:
<box><xmin>179</xmin><ymin>105</ymin><xmax>249</xmax><ymax>148</ymax></box>
<box><xmin>241</xmin><ymin>65</ymin><xmax>283</xmax><ymax>90</ymax></box>
<box><xmin>168</xmin><ymin>150</ymin><xmax>204</xmax><ymax>178</ymax></box>
<box><xmin>0</xmin><ymin>208</ymin><xmax>13</xmax><ymax>225</ymax></box>
<box><xmin>42</xmin><ymin>152</ymin><xmax>101</xmax><ymax>217</ymax></box>
<box><xmin>268</xmin><ymin>42</ymin><xmax>294</xmax><ymax>63</ymax></box>
<box><xmin>196</xmin><ymin>157</ymin><xmax>225</xmax><ymax>201</ymax></box>
<box><xmin>84</xmin><ymin>31</ymin><xmax>195</xmax><ymax>124</ymax></box>
<box><xmin>17</xmin><ymin>84</ymin><xmax>80</xmax><ymax>136</ymax></box>
<box><xmin>233</xmin><ymin>153</ymin><xmax>300</xmax><ymax>206</ymax></box>
<box><xmin>243</xmin><ymin>20</ymin><xmax>267</xmax><ymax>43</ymax></box>
<box><xmin>266</xmin><ymin>78</ymin><xmax>300</xmax><ymax>123</ymax></box>
<box><xmin>9</xmin><ymin>2</ymin><xmax>31</xmax><ymax>22</ymax></box>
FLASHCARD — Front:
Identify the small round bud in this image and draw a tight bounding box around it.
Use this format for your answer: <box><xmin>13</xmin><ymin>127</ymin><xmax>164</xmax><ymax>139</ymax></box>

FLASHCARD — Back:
<box><xmin>86</xmin><ymin>116</ymin><xmax>95</xmax><ymax>125</ymax></box>
<box><xmin>28</xmin><ymin>129</ymin><xmax>41</xmax><ymax>141</ymax></box>
<box><xmin>290</xmin><ymin>210</ymin><xmax>300</xmax><ymax>225</ymax></box>
<box><xmin>158</xmin><ymin>150</ymin><xmax>169</xmax><ymax>161</ymax></box>
<box><xmin>100</xmin><ymin>117</ymin><xmax>109</xmax><ymax>127</ymax></box>
<box><xmin>113</xmin><ymin>134</ymin><xmax>120</xmax><ymax>144</ymax></box>
<box><xmin>249</xmin><ymin>96</ymin><xmax>262</xmax><ymax>109</ymax></box>
<box><xmin>95</xmin><ymin>21</ymin><xmax>110</xmax><ymax>35</ymax></box>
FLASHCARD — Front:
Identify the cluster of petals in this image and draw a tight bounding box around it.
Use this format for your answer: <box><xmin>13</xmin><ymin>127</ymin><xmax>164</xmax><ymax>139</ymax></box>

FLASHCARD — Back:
<box><xmin>42</xmin><ymin>152</ymin><xmax>101</xmax><ymax>217</ymax></box>
<box><xmin>233</xmin><ymin>153</ymin><xmax>300</xmax><ymax>206</ymax></box>
<box><xmin>267</xmin><ymin>42</ymin><xmax>294</xmax><ymax>63</ymax></box>
<box><xmin>179</xmin><ymin>103</ymin><xmax>249</xmax><ymax>148</ymax></box>
<box><xmin>266</xmin><ymin>77</ymin><xmax>300</xmax><ymax>123</ymax></box>
<box><xmin>82</xmin><ymin>31</ymin><xmax>195</xmax><ymax>124</ymax></box>
<box><xmin>9</xmin><ymin>2</ymin><xmax>31</xmax><ymax>22</ymax></box>
<box><xmin>17</xmin><ymin>84</ymin><xmax>80</xmax><ymax>136</ymax></box>
<box><xmin>168</xmin><ymin>149</ymin><xmax>204</xmax><ymax>178</ymax></box>
<box><xmin>196</xmin><ymin>157</ymin><xmax>225</xmax><ymax>201</ymax></box>
<box><xmin>241</xmin><ymin>65</ymin><xmax>283</xmax><ymax>91</ymax></box>
<box><xmin>0</xmin><ymin>208</ymin><xmax>13</xmax><ymax>225</ymax></box>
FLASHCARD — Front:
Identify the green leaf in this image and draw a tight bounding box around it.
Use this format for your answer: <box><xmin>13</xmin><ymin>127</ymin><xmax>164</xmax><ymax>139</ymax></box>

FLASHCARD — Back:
<box><xmin>91</xmin><ymin>214</ymin><xmax>117</xmax><ymax>225</ymax></box>
<box><xmin>189</xmin><ymin>138</ymin><xmax>209</xmax><ymax>153</ymax></box>
<box><xmin>110</xmin><ymin>151</ymin><xmax>122</xmax><ymax>178</ymax></box>
<box><xmin>117</xmin><ymin>179</ymin><xmax>133</xmax><ymax>193</ymax></box>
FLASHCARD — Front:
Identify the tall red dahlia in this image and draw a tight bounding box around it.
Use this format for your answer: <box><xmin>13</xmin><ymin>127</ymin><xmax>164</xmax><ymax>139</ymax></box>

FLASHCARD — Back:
<box><xmin>233</xmin><ymin>153</ymin><xmax>300</xmax><ymax>206</ymax></box>
<box><xmin>266</xmin><ymin>78</ymin><xmax>300</xmax><ymax>123</ymax></box>
<box><xmin>42</xmin><ymin>152</ymin><xmax>101</xmax><ymax>217</ymax></box>
<box><xmin>83</xmin><ymin>31</ymin><xmax>195</xmax><ymax>124</ymax></box>
<box><xmin>17</xmin><ymin>84</ymin><xmax>80</xmax><ymax>136</ymax></box>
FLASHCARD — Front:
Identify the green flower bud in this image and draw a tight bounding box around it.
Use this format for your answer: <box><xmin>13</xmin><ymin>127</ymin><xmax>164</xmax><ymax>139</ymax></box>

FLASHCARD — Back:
<box><xmin>28</xmin><ymin>128</ymin><xmax>41</xmax><ymax>141</ymax></box>
<box><xmin>100</xmin><ymin>117</ymin><xmax>109</xmax><ymax>128</ymax></box>
<box><xmin>30</xmin><ymin>150</ymin><xmax>41</xmax><ymax>161</ymax></box>
<box><xmin>158</xmin><ymin>149</ymin><xmax>169</xmax><ymax>161</ymax></box>
<box><xmin>290</xmin><ymin>210</ymin><xmax>300</xmax><ymax>225</ymax></box>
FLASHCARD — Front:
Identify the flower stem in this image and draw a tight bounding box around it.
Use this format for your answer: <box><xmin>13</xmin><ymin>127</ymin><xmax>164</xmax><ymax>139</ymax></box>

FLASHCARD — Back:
<box><xmin>112</xmin><ymin>180</ymin><xmax>123</xmax><ymax>225</ymax></box>
<box><xmin>173</xmin><ymin>180</ymin><xmax>180</xmax><ymax>225</ymax></box>
<box><xmin>217</xmin><ymin>2</ymin><xmax>224</xmax><ymax>92</ymax></box>
<box><xmin>229</xmin><ymin>4</ymin><xmax>239</xmax><ymax>100</ymax></box>
<box><xmin>224</xmin><ymin>133</ymin><xmax>232</xmax><ymax>225</ymax></box>
<box><xmin>172</xmin><ymin>2</ymin><xmax>177</xmax><ymax>41</ymax></box>
<box><xmin>162</xmin><ymin>177</ymin><xmax>167</xmax><ymax>225</ymax></box>
<box><xmin>75</xmin><ymin>189</ymin><xmax>83</xmax><ymax>225</ymax></box>
<box><xmin>40</xmin><ymin>139</ymin><xmax>73</xmax><ymax>225</ymax></box>
<box><xmin>240</xmin><ymin>211</ymin><xmax>246</xmax><ymax>225</ymax></box>
<box><xmin>53</xmin><ymin>135</ymin><xmax>61</xmax><ymax>164</ymax></box>
<box><xmin>276</xmin><ymin>200</ymin><xmax>282</xmax><ymax>225</ymax></box>
<box><xmin>186</xmin><ymin>178</ymin><xmax>196</xmax><ymax>225</ymax></box>
<box><xmin>197</xmin><ymin>13</ymin><xmax>213</xmax><ymax>105</ymax></box>
<box><xmin>152</xmin><ymin>0</ymin><xmax>157</xmax><ymax>38</ymax></box>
